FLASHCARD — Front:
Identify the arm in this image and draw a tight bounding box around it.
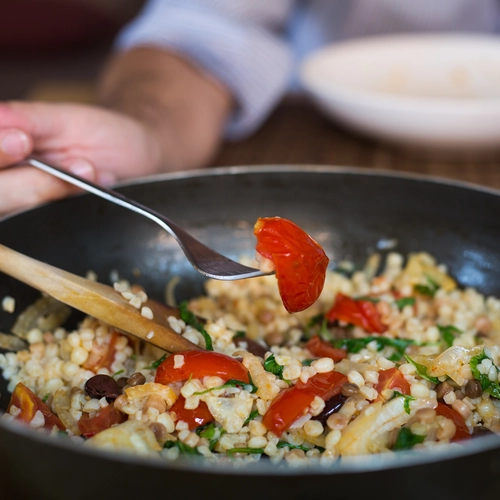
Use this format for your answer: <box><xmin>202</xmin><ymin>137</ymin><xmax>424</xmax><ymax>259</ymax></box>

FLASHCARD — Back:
<box><xmin>97</xmin><ymin>46</ymin><xmax>233</xmax><ymax>172</ymax></box>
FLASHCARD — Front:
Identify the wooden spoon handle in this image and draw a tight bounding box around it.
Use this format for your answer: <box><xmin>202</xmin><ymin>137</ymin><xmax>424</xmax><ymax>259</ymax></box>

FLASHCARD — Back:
<box><xmin>0</xmin><ymin>244</ymin><xmax>199</xmax><ymax>353</ymax></box>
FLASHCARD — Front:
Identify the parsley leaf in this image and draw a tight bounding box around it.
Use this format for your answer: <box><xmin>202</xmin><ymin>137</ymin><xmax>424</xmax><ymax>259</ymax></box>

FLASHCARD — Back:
<box><xmin>264</xmin><ymin>354</ymin><xmax>285</xmax><ymax>378</ymax></box>
<box><xmin>277</xmin><ymin>441</ymin><xmax>325</xmax><ymax>453</ymax></box>
<box><xmin>414</xmin><ymin>275</ymin><xmax>440</xmax><ymax>297</ymax></box>
<box><xmin>179</xmin><ymin>300</ymin><xmax>213</xmax><ymax>351</ymax></box>
<box><xmin>243</xmin><ymin>409</ymin><xmax>259</xmax><ymax>426</ymax></box>
<box><xmin>193</xmin><ymin>378</ymin><xmax>257</xmax><ymax>395</ymax></box>
<box><xmin>393</xmin><ymin>427</ymin><xmax>425</xmax><ymax>450</ymax></box>
<box><xmin>354</xmin><ymin>296</ymin><xmax>380</xmax><ymax>303</ymax></box>
<box><xmin>391</xmin><ymin>390</ymin><xmax>415</xmax><ymax>414</ymax></box>
<box><xmin>163</xmin><ymin>440</ymin><xmax>200</xmax><ymax>455</ymax></box>
<box><xmin>333</xmin><ymin>336</ymin><xmax>417</xmax><ymax>359</ymax></box>
<box><xmin>470</xmin><ymin>350</ymin><xmax>500</xmax><ymax>399</ymax></box>
<box><xmin>404</xmin><ymin>355</ymin><xmax>440</xmax><ymax>384</ymax></box>
<box><xmin>437</xmin><ymin>325</ymin><xmax>462</xmax><ymax>348</ymax></box>
<box><xmin>143</xmin><ymin>353</ymin><xmax>167</xmax><ymax>370</ymax></box>
<box><xmin>227</xmin><ymin>447</ymin><xmax>264</xmax><ymax>455</ymax></box>
<box><xmin>395</xmin><ymin>297</ymin><xmax>415</xmax><ymax>310</ymax></box>
<box><xmin>196</xmin><ymin>422</ymin><xmax>223</xmax><ymax>451</ymax></box>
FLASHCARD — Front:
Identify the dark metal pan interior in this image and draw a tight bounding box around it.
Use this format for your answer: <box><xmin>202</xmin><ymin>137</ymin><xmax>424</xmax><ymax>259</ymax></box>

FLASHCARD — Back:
<box><xmin>1</xmin><ymin>165</ymin><xmax>500</xmax><ymax>499</ymax></box>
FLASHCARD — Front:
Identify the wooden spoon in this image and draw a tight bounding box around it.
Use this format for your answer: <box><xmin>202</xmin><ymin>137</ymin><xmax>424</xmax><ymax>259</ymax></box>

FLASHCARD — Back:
<box><xmin>0</xmin><ymin>244</ymin><xmax>200</xmax><ymax>353</ymax></box>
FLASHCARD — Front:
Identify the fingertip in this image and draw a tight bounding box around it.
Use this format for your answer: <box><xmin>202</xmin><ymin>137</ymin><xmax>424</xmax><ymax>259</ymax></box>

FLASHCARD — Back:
<box><xmin>68</xmin><ymin>159</ymin><xmax>96</xmax><ymax>181</ymax></box>
<box><xmin>0</xmin><ymin>129</ymin><xmax>31</xmax><ymax>161</ymax></box>
<box><xmin>97</xmin><ymin>171</ymin><xmax>117</xmax><ymax>186</ymax></box>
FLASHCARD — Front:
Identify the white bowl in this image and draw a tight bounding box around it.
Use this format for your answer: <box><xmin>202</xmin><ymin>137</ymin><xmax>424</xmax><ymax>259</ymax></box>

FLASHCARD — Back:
<box><xmin>300</xmin><ymin>34</ymin><xmax>500</xmax><ymax>151</ymax></box>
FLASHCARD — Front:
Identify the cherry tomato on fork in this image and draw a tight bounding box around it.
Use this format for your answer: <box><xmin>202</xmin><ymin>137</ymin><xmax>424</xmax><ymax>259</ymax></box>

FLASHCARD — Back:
<box><xmin>155</xmin><ymin>350</ymin><xmax>250</xmax><ymax>385</ymax></box>
<box><xmin>254</xmin><ymin>217</ymin><xmax>329</xmax><ymax>313</ymax></box>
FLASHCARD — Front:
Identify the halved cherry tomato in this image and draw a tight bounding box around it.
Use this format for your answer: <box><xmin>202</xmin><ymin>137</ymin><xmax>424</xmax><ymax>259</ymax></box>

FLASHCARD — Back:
<box><xmin>77</xmin><ymin>404</ymin><xmax>127</xmax><ymax>438</ymax></box>
<box><xmin>374</xmin><ymin>367</ymin><xmax>411</xmax><ymax>402</ymax></box>
<box><xmin>305</xmin><ymin>335</ymin><xmax>347</xmax><ymax>362</ymax></box>
<box><xmin>262</xmin><ymin>370</ymin><xmax>347</xmax><ymax>436</ymax></box>
<box><xmin>170</xmin><ymin>396</ymin><xmax>214</xmax><ymax>430</ymax></box>
<box><xmin>436</xmin><ymin>402</ymin><xmax>470</xmax><ymax>442</ymax></box>
<box><xmin>82</xmin><ymin>330</ymin><xmax>120</xmax><ymax>372</ymax></box>
<box><xmin>326</xmin><ymin>293</ymin><xmax>387</xmax><ymax>333</ymax></box>
<box><xmin>7</xmin><ymin>382</ymin><xmax>64</xmax><ymax>430</ymax></box>
<box><xmin>155</xmin><ymin>350</ymin><xmax>250</xmax><ymax>385</ymax></box>
<box><xmin>254</xmin><ymin>217</ymin><xmax>329</xmax><ymax>313</ymax></box>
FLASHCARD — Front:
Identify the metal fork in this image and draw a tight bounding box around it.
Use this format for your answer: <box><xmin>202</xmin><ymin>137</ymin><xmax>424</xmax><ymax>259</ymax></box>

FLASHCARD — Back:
<box><xmin>21</xmin><ymin>157</ymin><xmax>267</xmax><ymax>280</ymax></box>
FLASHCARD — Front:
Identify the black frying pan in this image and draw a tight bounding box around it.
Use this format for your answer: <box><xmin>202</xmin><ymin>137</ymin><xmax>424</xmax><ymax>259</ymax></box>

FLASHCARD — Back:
<box><xmin>1</xmin><ymin>165</ymin><xmax>500</xmax><ymax>500</ymax></box>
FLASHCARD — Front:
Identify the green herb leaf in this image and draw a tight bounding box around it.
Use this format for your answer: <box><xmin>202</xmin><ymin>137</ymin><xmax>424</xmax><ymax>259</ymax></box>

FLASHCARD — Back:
<box><xmin>307</xmin><ymin>313</ymin><xmax>325</xmax><ymax>328</ymax></box>
<box><xmin>414</xmin><ymin>275</ymin><xmax>440</xmax><ymax>297</ymax></box>
<box><xmin>470</xmin><ymin>350</ymin><xmax>500</xmax><ymax>399</ymax></box>
<box><xmin>393</xmin><ymin>427</ymin><xmax>425</xmax><ymax>451</ymax></box>
<box><xmin>395</xmin><ymin>297</ymin><xmax>415</xmax><ymax>310</ymax></box>
<box><xmin>403</xmin><ymin>355</ymin><xmax>440</xmax><ymax>384</ymax></box>
<box><xmin>333</xmin><ymin>336</ymin><xmax>417</xmax><ymax>358</ymax></box>
<box><xmin>243</xmin><ymin>409</ymin><xmax>259</xmax><ymax>426</ymax></box>
<box><xmin>143</xmin><ymin>353</ymin><xmax>167</xmax><ymax>371</ymax></box>
<box><xmin>193</xmin><ymin>378</ymin><xmax>257</xmax><ymax>395</ymax></box>
<box><xmin>112</xmin><ymin>369</ymin><xmax>124</xmax><ymax>377</ymax></box>
<box><xmin>227</xmin><ymin>447</ymin><xmax>264</xmax><ymax>455</ymax></box>
<box><xmin>391</xmin><ymin>390</ymin><xmax>415</xmax><ymax>414</ymax></box>
<box><xmin>196</xmin><ymin>422</ymin><xmax>222</xmax><ymax>450</ymax></box>
<box><xmin>233</xmin><ymin>330</ymin><xmax>246</xmax><ymax>339</ymax></box>
<box><xmin>163</xmin><ymin>440</ymin><xmax>200</xmax><ymax>455</ymax></box>
<box><xmin>437</xmin><ymin>325</ymin><xmax>462</xmax><ymax>348</ymax></box>
<box><xmin>42</xmin><ymin>394</ymin><xmax>50</xmax><ymax>403</ymax></box>
<box><xmin>179</xmin><ymin>300</ymin><xmax>213</xmax><ymax>351</ymax></box>
<box><xmin>277</xmin><ymin>441</ymin><xmax>325</xmax><ymax>453</ymax></box>
<box><xmin>264</xmin><ymin>354</ymin><xmax>285</xmax><ymax>378</ymax></box>
<box><xmin>354</xmin><ymin>296</ymin><xmax>380</xmax><ymax>303</ymax></box>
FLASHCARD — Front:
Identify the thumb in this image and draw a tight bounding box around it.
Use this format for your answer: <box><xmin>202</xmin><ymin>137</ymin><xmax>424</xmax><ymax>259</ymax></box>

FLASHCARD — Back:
<box><xmin>0</xmin><ymin>128</ymin><xmax>33</xmax><ymax>166</ymax></box>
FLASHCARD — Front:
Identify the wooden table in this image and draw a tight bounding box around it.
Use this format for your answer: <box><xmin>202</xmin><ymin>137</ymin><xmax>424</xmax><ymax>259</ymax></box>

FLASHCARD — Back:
<box><xmin>214</xmin><ymin>96</ymin><xmax>500</xmax><ymax>191</ymax></box>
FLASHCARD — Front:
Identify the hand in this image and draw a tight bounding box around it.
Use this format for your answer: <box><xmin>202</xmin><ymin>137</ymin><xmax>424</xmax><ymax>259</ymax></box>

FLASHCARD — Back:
<box><xmin>0</xmin><ymin>101</ymin><xmax>163</xmax><ymax>216</ymax></box>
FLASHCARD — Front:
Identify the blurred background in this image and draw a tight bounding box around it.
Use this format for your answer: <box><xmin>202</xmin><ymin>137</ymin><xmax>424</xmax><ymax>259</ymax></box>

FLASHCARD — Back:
<box><xmin>0</xmin><ymin>0</ymin><xmax>144</xmax><ymax>103</ymax></box>
<box><xmin>3</xmin><ymin>0</ymin><xmax>500</xmax><ymax>190</ymax></box>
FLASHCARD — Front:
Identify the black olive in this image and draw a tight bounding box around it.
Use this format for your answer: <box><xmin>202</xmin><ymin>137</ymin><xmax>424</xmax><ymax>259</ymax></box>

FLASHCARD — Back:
<box><xmin>84</xmin><ymin>374</ymin><xmax>121</xmax><ymax>402</ymax></box>
<box><xmin>233</xmin><ymin>336</ymin><xmax>268</xmax><ymax>358</ymax></box>
<box><xmin>127</xmin><ymin>372</ymin><xmax>146</xmax><ymax>387</ymax></box>
<box><xmin>472</xmin><ymin>426</ymin><xmax>495</xmax><ymax>438</ymax></box>
<box><xmin>312</xmin><ymin>393</ymin><xmax>347</xmax><ymax>425</ymax></box>
<box><xmin>463</xmin><ymin>379</ymin><xmax>483</xmax><ymax>399</ymax></box>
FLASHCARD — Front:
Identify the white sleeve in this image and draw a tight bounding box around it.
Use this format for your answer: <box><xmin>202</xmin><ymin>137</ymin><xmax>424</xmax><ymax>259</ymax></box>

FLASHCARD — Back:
<box><xmin>115</xmin><ymin>0</ymin><xmax>295</xmax><ymax>140</ymax></box>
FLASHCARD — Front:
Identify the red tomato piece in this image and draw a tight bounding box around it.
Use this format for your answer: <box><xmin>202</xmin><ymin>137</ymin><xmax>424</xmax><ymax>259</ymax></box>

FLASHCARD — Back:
<box><xmin>374</xmin><ymin>367</ymin><xmax>411</xmax><ymax>402</ymax></box>
<box><xmin>305</xmin><ymin>335</ymin><xmax>347</xmax><ymax>362</ymax></box>
<box><xmin>170</xmin><ymin>396</ymin><xmax>214</xmax><ymax>430</ymax></box>
<box><xmin>155</xmin><ymin>350</ymin><xmax>250</xmax><ymax>385</ymax></box>
<box><xmin>82</xmin><ymin>330</ymin><xmax>120</xmax><ymax>372</ymax></box>
<box><xmin>436</xmin><ymin>402</ymin><xmax>471</xmax><ymax>442</ymax></box>
<box><xmin>253</xmin><ymin>217</ymin><xmax>329</xmax><ymax>314</ymax></box>
<box><xmin>263</xmin><ymin>370</ymin><xmax>347</xmax><ymax>436</ymax></box>
<box><xmin>7</xmin><ymin>382</ymin><xmax>65</xmax><ymax>431</ymax></box>
<box><xmin>77</xmin><ymin>404</ymin><xmax>127</xmax><ymax>438</ymax></box>
<box><xmin>326</xmin><ymin>293</ymin><xmax>387</xmax><ymax>333</ymax></box>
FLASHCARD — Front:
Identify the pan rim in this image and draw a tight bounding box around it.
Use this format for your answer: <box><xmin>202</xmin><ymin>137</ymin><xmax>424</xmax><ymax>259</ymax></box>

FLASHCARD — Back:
<box><xmin>2</xmin><ymin>163</ymin><xmax>500</xmax><ymax>475</ymax></box>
